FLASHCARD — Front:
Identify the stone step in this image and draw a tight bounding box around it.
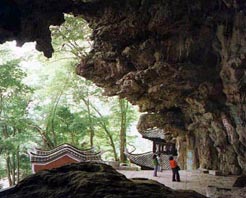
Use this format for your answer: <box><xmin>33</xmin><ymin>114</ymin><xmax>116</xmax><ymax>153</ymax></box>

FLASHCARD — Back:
<box><xmin>209</xmin><ymin>170</ymin><xmax>222</xmax><ymax>176</ymax></box>
<box><xmin>199</xmin><ymin>169</ymin><xmax>209</xmax><ymax>174</ymax></box>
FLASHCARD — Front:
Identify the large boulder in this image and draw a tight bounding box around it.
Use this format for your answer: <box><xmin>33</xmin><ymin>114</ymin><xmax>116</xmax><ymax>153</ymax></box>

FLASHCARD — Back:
<box><xmin>0</xmin><ymin>162</ymin><xmax>205</xmax><ymax>198</ymax></box>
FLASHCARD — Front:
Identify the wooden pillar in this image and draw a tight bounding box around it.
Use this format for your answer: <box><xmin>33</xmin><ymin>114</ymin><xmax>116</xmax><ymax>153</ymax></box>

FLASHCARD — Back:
<box><xmin>158</xmin><ymin>144</ymin><xmax>161</xmax><ymax>153</ymax></box>
<box><xmin>153</xmin><ymin>141</ymin><xmax>156</xmax><ymax>153</ymax></box>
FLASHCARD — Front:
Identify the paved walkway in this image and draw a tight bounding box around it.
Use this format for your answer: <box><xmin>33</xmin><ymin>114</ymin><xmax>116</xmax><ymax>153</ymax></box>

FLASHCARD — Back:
<box><xmin>0</xmin><ymin>169</ymin><xmax>239</xmax><ymax>197</ymax></box>
<box><xmin>118</xmin><ymin>170</ymin><xmax>238</xmax><ymax>196</ymax></box>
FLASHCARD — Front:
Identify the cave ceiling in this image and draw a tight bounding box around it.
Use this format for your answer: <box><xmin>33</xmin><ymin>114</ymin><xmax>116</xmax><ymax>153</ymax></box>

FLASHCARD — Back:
<box><xmin>1</xmin><ymin>0</ymin><xmax>246</xmax><ymax>174</ymax></box>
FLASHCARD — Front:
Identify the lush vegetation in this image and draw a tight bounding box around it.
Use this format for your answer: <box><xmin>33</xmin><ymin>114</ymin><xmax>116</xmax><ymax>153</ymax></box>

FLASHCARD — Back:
<box><xmin>0</xmin><ymin>15</ymin><xmax>140</xmax><ymax>186</ymax></box>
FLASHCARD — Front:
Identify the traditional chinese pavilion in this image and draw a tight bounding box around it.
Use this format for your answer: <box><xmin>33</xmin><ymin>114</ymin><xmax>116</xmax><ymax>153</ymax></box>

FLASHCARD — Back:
<box><xmin>141</xmin><ymin>128</ymin><xmax>177</xmax><ymax>155</ymax></box>
<box><xmin>126</xmin><ymin>128</ymin><xmax>177</xmax><ymax>170</ymax></box>
<box><xmin>29</xmin><ymin>143</ymin><xmax>102</xmax><ymax>173</ymax></box>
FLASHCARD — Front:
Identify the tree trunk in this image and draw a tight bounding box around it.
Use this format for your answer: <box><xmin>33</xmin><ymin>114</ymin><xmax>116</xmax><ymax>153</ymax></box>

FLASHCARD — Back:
<box><xmin>17</xmin><ymin>145</ymin><xmax>20</xmax><ymax>183</ymax></box>
<box><xmin>12</xmin><ymin>153</ymin><xmax>16</xmax><ymax>185</ymax></box>
<box><xmin>32</xmin><ymin>125</ymin><xmax>54</xmax><ymax>149</ymax></box>
<box><xmin>48</xmin><ymin>91</ymin><xmax>63</xmax><ymax>147</ymax></box>
<box><xmin>82</xmin><ymin>97</ymin><xmax>95</xmax><ymax>148</ymax></box>
<box><xmin>6</xmin><ymin>155</ymin><xmax>12</xmax><ymax>186</ymax></box>
<box><xmin>105</xmin><ymin>127</ymin><xmax>118</xmax><ymax>161</ymax></box>
<box><xmin>119</xmin><ymin>98</ymin><xmax>127</xmax><ymax>163</ymax></box>
<box><xmin>91</xmin><ymin>103</ymin><xmax>118</xmax><ymax>161</ymax></box>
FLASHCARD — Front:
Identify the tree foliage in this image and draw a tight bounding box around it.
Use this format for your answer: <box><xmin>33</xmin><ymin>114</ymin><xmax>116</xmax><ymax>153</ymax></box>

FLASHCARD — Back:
<box><xmin>0</xmin><ymin>58</ymin><xmax>34</xmax><ymax>185</ymax></box>
<box><xmin>0</xmin><ymin>14</ymin><xmax>140</xmax><ymax>187</ymax></box>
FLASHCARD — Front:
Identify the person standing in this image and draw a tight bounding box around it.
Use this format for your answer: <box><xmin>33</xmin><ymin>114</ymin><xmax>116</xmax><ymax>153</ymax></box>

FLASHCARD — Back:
<box><xmin>152</xmin><ymin>154</ymin><xmax>159</xmax><ymax>177</ymax></box>
<box><xmin>169</xmin><ymin>156</ymin><xmax>180</xmax><ymax>182</ymax></box>
<box><xmin>157</xmin><ymin>153</ymin><xmax>162</xmax><ymax>172</ymax></box>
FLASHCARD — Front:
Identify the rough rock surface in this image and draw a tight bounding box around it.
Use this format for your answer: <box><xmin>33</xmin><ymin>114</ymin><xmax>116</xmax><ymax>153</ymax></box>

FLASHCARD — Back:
<box><xmin>207</xmin><ymin>186</ymin><xmax>246</xmax><ymax>198</ymax></box>
<box><xmin>0</xmin><ymin>0</ymin><xmax>246</xmax><ymax>175</ymax></box>
<box><xmin>233</xmin><ymin>175</ymin><xmax>246</xmax><ymax>187</ymax></box>
<box><xmin>0</xmin><ymin>162</ymin><xmax>206</xmax><ymax>198</ymax></box>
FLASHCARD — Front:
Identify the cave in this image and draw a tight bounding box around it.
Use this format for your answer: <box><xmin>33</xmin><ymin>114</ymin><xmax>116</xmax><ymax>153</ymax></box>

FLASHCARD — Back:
<box><xmin>0</xmin><ymin>0</ymin><xmax>246</xmax><ymax>190</ymax></box>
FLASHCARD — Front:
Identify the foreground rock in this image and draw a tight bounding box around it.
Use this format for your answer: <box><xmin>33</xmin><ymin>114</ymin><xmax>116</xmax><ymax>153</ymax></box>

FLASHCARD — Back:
<box><xmin>205</xmin><ymin>175</ymin><xmax>246</xmax><ymax>197</ymax></box>
<box><xmin>0</xmin><ymin>162</ymin><xmax>205</xmax><ymax>198</ymax></box>
<box><xmin>233</xmin><ymin>175</ymin><xmax>246</xmax><ymax>187</ymax></box>
<box><xmin>207</xmin><ymin>186</ymin><xmax>246</xmax><ymax>198</ymax></box>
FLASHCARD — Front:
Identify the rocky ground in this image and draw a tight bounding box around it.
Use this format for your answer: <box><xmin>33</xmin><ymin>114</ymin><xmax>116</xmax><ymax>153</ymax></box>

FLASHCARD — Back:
<box><xmin>120</xmin><ymin>169</ymin><xmax>246</xmax><ymax>198</ymax></box>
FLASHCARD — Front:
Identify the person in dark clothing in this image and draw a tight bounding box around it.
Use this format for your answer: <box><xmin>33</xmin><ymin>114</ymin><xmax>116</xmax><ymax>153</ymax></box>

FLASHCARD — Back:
<box><xmin>170</xmin><ymin>144</ymin><xmax>178</xmax><ymax>156</ymax></box>
<box><xmin>169</xmin><ymin>156</ymin><xmax>180</xmax><ymax>182</ymax></box>
<box><xmin>157</xmin><ymin>153</ymin><xmax>162</xmax><ymax>172</ymax></box>
<box><xmin>152</xmin><ymin>154</ymin><xmax>159</xmax><ymax>177</ymax></box>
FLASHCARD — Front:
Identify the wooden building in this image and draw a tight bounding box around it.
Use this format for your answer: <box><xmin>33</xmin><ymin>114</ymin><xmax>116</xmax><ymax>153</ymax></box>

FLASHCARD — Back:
<box><xmin>141</xmin><ymin>128</ymin><xmax>177</xmax><ymax>155</ymax></box>
<box><xmin>29</xmin><ymin>144</ymin><xmax>102</xmax><ymax>173</ymax></box>
<box><xmin>126</xmin><ymin>128</ymin><xmax>177</xmax><ymax>170</ymax></box>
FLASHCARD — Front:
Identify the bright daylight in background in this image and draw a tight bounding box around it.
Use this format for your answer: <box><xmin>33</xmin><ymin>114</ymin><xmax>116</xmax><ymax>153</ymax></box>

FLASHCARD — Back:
<box><xmin>0</xmin><ymin>42</ymin><xmax>152</xmax><ymax>189</ymax></box>
<box><xmin>3</xmin><ymin>41</ymin><xmax>152</xmax><ymax>152</ymax></box>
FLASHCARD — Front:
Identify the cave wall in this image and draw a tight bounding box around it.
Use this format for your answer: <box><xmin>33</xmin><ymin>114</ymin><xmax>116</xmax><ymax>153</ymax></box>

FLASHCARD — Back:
<box><xmin>0</xmin><ymin>0</ymin><xmax>246</xmax><ymax>174</ymax></box>
<box><xmin>76</xmin><ymin>0</ymin><xmax>246</xmax><ymax>175</ymax></box>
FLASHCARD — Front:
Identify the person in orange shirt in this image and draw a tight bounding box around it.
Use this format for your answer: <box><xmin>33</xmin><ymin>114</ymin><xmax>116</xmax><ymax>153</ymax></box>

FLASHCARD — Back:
<box><xmin>169</xmin><ymin>156</ymin><xmax>180</xmax><ymax>182</ymax></box>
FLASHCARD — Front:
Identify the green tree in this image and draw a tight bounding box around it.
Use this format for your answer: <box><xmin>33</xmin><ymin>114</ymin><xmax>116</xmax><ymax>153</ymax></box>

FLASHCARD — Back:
<box><xmin>53</xmin><ymin>106</ymin><xmax>87</xmax><ymax>145</ymax></box>
<box><xmin>0</xmin><ymin>14</ymin><xmax>141</xmax><ymax>188</ymax></box>
<box><xmin>108</xmin><ymin>98</ymin><xmax>138</xmax><ymax>162</ymax></box>
<box><xmin>119</xmin><ymin>98</ymin><xmax>129</xmax><ymax>163</ymax></box>
<box><xmin>49</xmin><ymin>14</ymin><xmax>139</xmax><ymax>160</ymax></box>
<box><xmin>0</xmin><ymin>59</ymin><xmax>33</xmax><ymax>185</ymax></box>
<box><xmin>25</xmin><ymin>14</ymin><xmax>93</xmax><ymax>149</ymax></box>
<box><xmin>51</xmin><ymin>14</ymin><xmax>91</xmax><ymax>60</ymax></box>
<box><xmin>28</xmin><ymin>61</ymin><xmax>76</xmax><ymax>149</ymax></box>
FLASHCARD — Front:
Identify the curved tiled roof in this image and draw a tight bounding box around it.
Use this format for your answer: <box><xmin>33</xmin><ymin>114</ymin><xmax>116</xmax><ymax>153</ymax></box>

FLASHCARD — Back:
<box><xmin>125</xmin><ymin>151</ymin><xmax>177</xmax><ymax>170</ymax></box>
<box><xmin>29</xmin><ymin>144</ymin><xmax>102</xmax><ymax>163</ymax></box>
<box><xmin>34</xmin><ymin>143</ymin><xmax>97</xmax><ymax>155</ymax></box>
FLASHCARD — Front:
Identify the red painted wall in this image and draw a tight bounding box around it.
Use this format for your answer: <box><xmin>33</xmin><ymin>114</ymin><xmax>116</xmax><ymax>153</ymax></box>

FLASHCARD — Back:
<box><xmin>34</xmin><ymin>155</ymin><xmax>79</xmax><ymax>173</ymax></box>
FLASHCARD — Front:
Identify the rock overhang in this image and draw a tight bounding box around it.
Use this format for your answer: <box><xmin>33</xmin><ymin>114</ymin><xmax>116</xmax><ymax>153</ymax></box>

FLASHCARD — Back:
<box><xmin>1</xmin><ymin>0</ymin><xmax>246</xmax><ymax>174</ymax></box>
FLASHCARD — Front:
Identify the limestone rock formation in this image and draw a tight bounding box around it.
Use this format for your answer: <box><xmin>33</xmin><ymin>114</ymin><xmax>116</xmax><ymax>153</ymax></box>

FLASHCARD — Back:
<box><xmin>207</xmin><ymin>186</ymin><xmax>246</xmax><ymax>198</ymax></box>
<box><xmin>0</xmin><ymin>162</ymin><xmax>206</xmax><ymax>198</ymax></box>
<box><xmin>233</xmin><ymin>175</ymin><xmax>246</xmax><ymax>187</ymax></box>
<box><xmin>0</xmin><ymin>0</ymin><xmax>246</xmax><ymax>175</ymax></box>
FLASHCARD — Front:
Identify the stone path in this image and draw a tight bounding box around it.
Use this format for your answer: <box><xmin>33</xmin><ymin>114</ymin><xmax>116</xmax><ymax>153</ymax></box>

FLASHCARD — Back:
<box><xmin>118</xmin><ymin>170</ymin><xmax>238</xmax><ymax>197</ymax></box>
